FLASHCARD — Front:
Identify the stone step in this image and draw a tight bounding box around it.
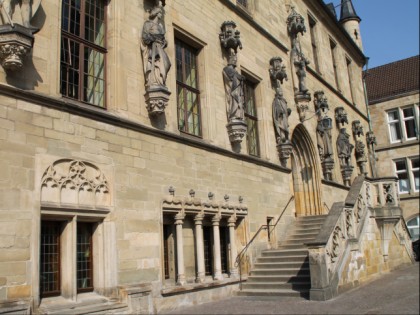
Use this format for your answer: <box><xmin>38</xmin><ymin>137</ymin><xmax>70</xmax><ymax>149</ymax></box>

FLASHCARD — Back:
<box><xmin>250</xmin><ymin>267</ymin><xmax>310</xmax><ymax>276</ymax></box>
<box><xmin>296</xmin><ymin>215</ymin><xmax>328</xmax><ymax>221</ymax></box>
<box><xmin>294</xmin><ymin>221</ymin><xmax>324</xmax><ymax>228</ymax></box>
<box><xmin>256</xmin><ymin>255</ymin><xmax>308</xmax><ymax>263</ymax></box>
<box><xmin>288</xmin><ymin>230</ymin><xmax>320</xmax><ymax>237</ymax></box>
<box><xmin>242</xmin><ymin>281</ymin><xmax>311</xmax><ymax>290</ymax></box>
<box><xmin>246</xmin><ymin>275</ymin><xmax>310</xmax><ymax>283</ymax></box>
<box><xmin>253</xmin><ymin>261</ymin><xmax>309</xmax><ymax>269</ymax></box>
<box><xmin>261</xmin><ymin>248</ymin><xmax>308</xmax><ymax>257</ymax></box>
<box><xmin>280</xmin><ymin>236</ymin><xmax>315</xmax><ymax>245</ymax></box>
<box><xmin>277</xmin><ymin>244</ymin><xmax>308</xmax><ymax>249</ymax></box>
<box><xmin>237</xmin><ymin>288</ymin><xmax>309</xmax><ymax>297</ymax></box>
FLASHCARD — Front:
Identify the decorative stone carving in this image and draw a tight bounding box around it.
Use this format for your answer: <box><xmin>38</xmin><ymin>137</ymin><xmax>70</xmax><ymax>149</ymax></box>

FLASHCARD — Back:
<box><xmin>355</xmin><ymin>140</ymin><xmax>367</xmax><ymax>175</ymax></box>
<box><xmin>220</xmin><ymin>21</ymin><xmax>247</xmax><ymax>145</ymax></box>
<box><xmin>366</xmin><ymin>131</ymin><xmax>377</xmax><ymax>146</ymax></box>
<box><xmin>352</xmin><ymin>120</ymin><xmax>364</xmax><ymax>138</ymax></box>
<box><xmin>41</xmin><ymin>159</ymin><xmax>110</xmax><ymax>207</ymax></box>
<box><xmin>277</xmin><ymin>142</ymin><xmax>293</xmax><ymax>168</ymax></box>
<box><xmin>270</xmin><ymin>57</ymin><xmax>290</xmax><ymax>144</ymax></box>
<box><xmin>141</xmin><ymin>3</ymin><xmax>171</xmax><ymax>115</ymax></box>
<box><xmin>314</xmin><ymin>91</ymin><xmax>329</xmax><ymax>114</ymax></box>
<box><xmin>219</xmin><ymin>21</ymin><xmax>242</xmax><ymax>57</ymax></box>
<box><xmin>314</xmin><ymin>91</ymin><xmax>334</xmax><ymax>180</ymax></box>
<box><xmin>269</xmin><ymin>57</ymin><xmax>292</xmax><ymax>166</ymax></box>
<box><xmin>287</xmin><ymin>6</ymin><xmax>311</xmax><ymax>122</ymax></box>
<box><xmin>296</xmin><ymin>97</ymin><xmax>310</xmax><ymax>122</ymax></box>
<box><xmin>383</xmin><ymin>184</ymin><xmax>394</xmax><ymax>205</ymax></box>
<box><xmin>345</xmin><ymin>207</ymin><xmax>354</xmax><ymax>238</ymax></box>
<box><xmin>337</xmin><ymin>128</ymin><xmax>354</xmax><ymax>186</ymax></box>
<box><xmin>365</xmin><ymin>131</ymin><xmax>378</xmax><ymax>178</ymax></box>
<box><xmin>327</xmin><ymin>226</ymin><xmax>344</xmax><ymax>263</ymax></box>
<box><xmin>366</xmin><ymin>182</ymin><xmax>372</xmax><ymax>207</ymax></box>
<box><xmin>287</xmin><ymin>6</ymin><xmax>310</xmax><ymax>96</ymax></box>
<box><xmin>335</xmin><ymin>107</ymin><xmax>348</xmax><ymax>127</ymax></box>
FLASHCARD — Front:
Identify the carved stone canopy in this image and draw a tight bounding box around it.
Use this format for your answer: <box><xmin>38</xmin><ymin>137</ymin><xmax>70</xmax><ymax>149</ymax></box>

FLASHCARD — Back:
<box><xmin>269</xmin><ymin>57</ymin><xmax>288</xmax><ymax>86</ymax></box>
<box><xmin>219</xmin><ymin>21</ymin><xmax>242</xmax><ymax>57</ymax></box>
<box><xmin>352</xmin><ymin>120</ymin><xmax>364</xmax><ymax>138</ymax></box>
<box><xmin>314</xmin><ymin>90</ymin><xmax>329</xmax><ymax>115</ymax></box>
<box><xmin>335</xmin><ymin>107</ymin><xmax>348</xmax><ymax>126</ymax></box>
<box><xmin>366</xmin><ymin>131</ymin><xmax>377</xmax><ymax>146</ymax></box>
<box><xmin>287</xmin><ymin>6</ymin><xmax>306</xmax><ymax>38</ymax></box>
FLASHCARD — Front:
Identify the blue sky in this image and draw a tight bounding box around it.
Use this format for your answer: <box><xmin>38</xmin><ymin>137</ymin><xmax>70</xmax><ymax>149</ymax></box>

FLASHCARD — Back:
<box><xmin>329</xmin><ymin>0</ymin><xmax>420</xmax><ymax>69</ymax></box>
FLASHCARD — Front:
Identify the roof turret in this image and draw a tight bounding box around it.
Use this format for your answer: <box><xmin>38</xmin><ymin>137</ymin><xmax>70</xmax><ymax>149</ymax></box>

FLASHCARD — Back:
<box><xmin>339</xmin><ymin>0</ymin><xmax>361</xmax><ymax>23</ymax></box>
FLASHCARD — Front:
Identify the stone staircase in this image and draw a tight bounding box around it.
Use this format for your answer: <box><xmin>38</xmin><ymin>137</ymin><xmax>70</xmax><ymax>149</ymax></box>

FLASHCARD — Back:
<box><xmin>238</xmin><ymin>215</ymin><xmax>328</xmax><ymax>297</ymax></box>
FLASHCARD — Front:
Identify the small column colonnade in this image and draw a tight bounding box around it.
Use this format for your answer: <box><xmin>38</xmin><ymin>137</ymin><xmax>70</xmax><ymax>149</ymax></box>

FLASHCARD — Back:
<box><xmin>163</xmin><ymin>188</ymin><xmax>248</xmax><ymax>285</ymax></box>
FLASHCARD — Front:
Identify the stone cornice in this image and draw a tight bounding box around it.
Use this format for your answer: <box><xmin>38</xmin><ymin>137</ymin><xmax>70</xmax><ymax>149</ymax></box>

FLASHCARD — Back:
<box><xmin>375</xmin><ymin>140</ymin><xmax>419</xmax><ymax>153</ymax></box>
<box><xmin>307</xmin><ymin>66</ymin><xmax>369</xmax><ymax>123</ymax></box>
<box><xmin>0</xmin><ymin>84</ymin><xmax>291</xmax><ymax>174</ymax></box>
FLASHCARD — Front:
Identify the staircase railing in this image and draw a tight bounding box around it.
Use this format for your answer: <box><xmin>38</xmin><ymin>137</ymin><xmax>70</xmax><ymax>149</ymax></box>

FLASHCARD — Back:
<box><xmin>234</xmin><ymin>195</ymin><xmax>294</xmax><ymax>289</ymax></box>
<box><xmin>306</xmin><ymin>175</ymin><xmax>413</xmax><ymax>301</ymax></box>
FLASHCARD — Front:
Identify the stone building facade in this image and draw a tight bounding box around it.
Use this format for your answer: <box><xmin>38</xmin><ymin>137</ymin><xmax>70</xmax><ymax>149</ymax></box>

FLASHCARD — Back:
<box><xmin>366</xmin><ymin>55</ymin><xmax>420</xmax><ymax>240</ymax></box>
<box><xmin>0</xmin><ymin>0</ymin><xmax>413</xmax><ymax>314</ymax></box>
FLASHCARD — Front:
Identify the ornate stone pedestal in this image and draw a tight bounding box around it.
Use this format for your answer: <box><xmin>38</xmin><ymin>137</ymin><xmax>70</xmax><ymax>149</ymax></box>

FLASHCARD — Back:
<box><xmin>145</xmin><ymin>86</ymin><xmax>171</xmax><ymax>115</ymax></box>
<box><xmin>321</xmin><ymin>158</ymin><xmax>335</xmax><ymax>181</ymax></box>
<box><xmin>0</xmin><ymin>24</ymin><xmax>34</xmax><ymax>71</ymax></box>
<box><xmin>295</xmin><ymin>93</ymin><xmax>311</xmax><ymax>122</ymax></box>
<box><xmin>226</xmin><ymin>119</ymin><xmax>247</xmax><ymax>144</ymax></box>
<box><xmin>277</xmin><ymin>142</ymin><xmax>293</xmax><ymax>167</ymax></box>
<box><xmin>341</xmin><ymin>165</ymin><xmax>354</xmax><ymax>186</ymax></box>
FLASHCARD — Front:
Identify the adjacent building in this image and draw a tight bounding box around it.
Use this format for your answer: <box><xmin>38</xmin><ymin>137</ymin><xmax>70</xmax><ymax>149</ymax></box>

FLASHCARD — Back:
<box><xmin>0</xmin><ymin>0</ymin><xmax>413</xmax><ymax>314</ymax></box>
<box><xmin>366</xmin><ymin>55</ymin><xmax>420</xmax><ymax>240</ymax></box>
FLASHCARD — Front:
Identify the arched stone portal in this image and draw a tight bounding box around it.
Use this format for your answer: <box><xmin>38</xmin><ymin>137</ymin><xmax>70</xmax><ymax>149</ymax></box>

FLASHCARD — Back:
<box><xmin>291</xmin><ymin>124</ymin><xmax>323</xmax><ymax>216</ymax></box>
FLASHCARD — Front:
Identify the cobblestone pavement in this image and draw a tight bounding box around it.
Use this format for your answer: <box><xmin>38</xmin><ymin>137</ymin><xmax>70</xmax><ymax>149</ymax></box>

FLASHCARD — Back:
<box><xmin>161</xmin><ymin>262</ymin><xmax>419</xmax><ymax>314</ymax></box>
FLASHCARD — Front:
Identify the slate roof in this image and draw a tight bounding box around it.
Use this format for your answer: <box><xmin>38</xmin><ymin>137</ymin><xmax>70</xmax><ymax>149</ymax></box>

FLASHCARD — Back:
<box><xmin>365</xmin><ymin>55</ymin><xmax>419</xmax><ymax>104</ymax></box>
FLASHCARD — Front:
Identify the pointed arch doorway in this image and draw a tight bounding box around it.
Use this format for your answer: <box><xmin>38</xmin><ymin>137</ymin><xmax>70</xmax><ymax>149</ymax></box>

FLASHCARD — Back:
<box><xmin>290</xmin><ymin>124</ymin><xmax>323</xmax><ymax>216</ymax></box>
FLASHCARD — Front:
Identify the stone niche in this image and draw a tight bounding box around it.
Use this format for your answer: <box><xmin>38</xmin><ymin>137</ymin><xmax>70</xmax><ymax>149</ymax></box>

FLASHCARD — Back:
<box><xmin>40</xmin><ymin>159</ymin><xmax>111</xmax><ymax>208</ymax></box>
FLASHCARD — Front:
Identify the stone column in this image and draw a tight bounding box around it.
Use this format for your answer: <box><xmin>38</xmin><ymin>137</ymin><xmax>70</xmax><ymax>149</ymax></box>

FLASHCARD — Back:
<box><xmin>228</xmin><ymin>216</ymin><xmax>238</xmax><ymax>278</ymax></box>
<box><xmin>174</xmin><ymin>213</ymin><xmax>186</xmax><ymax>285</ymax></box>
<box><xmin>194</xmin><ymin>213</ymin><xmax>205</xmax><ymax>283</ymax></box>
<box><xmin>212</xmin><ymin>215</ymin><xmax>223</xmax><ymax>280</ymax></box>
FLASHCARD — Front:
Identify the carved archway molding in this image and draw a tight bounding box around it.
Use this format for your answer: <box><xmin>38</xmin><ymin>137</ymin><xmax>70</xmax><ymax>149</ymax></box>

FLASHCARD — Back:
<box><xmin>40</xmin><ymin>159</ymin><xmax>111</xmax><ymax>212</ymax></box>
<box><xmin>290</xmin><ymin>124</ymin><xmax>323</xmax><ymax>216</ymax></box>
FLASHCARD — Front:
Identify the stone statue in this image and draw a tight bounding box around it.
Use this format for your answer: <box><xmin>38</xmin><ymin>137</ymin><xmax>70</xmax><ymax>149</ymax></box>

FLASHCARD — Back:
<box><xmin>141</xmin><ymin>5</ymin><xmax>171</xmax><ymax>89</ymax></box>
<box><xmin>337</xmin><ymin>128</ymin><xmax>354</xmax><ymax>167</ymax></box>
<box><xmin>0</xmin><ymin>0</ymin><xmax>38</xmax><ymax>31</ymax></box>
<box><xmin>316</xmin><ymin>120</ymin><xmax>333</xmax><ymax>161</ymax></box>
<box><xmin>272</xmin><ymin>91</ymin><xmax>291</xmax><ymax>144</ymax></box>
<box><xmin>294</xmin><ymin>54</ymin><xmax>310</xmax><ymax>94</ymax></box>
<box><xmin>269</xmin><ymin>57</ymin><xmax>290</xmax><ymax>144</ymax></box>
<box><xmin>223</xmin><ymin>55</ymin><xmax>245</xmax><ymax>121</ymax></box>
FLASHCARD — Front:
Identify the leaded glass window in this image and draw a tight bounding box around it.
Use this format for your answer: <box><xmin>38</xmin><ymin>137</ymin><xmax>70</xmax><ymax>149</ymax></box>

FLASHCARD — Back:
<box><xmin>61</xmin><ymin>0</ymin><xmax>107</xmax><ymax>107</ymax></box>
<box><xmin>176</xmin><ymin>39</ymin><xmax>202</xmax><ymax>137</ymax></box>
<box><xmin>244</xmin><ymin>79</ymin><xmax>260</xmax><ymax>157</ymax></box>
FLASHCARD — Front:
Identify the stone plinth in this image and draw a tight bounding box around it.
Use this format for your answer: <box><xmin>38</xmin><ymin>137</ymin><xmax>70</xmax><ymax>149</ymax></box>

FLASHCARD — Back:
<box><xmin>0</xmin><ymin>24</ymin><xmax>34</xmax><ymax>71</ymax></box>
<box><xmin>145</xmin><ymin>86</ymin><xmax>171</xmax><ymax>115</ymax></box>
<box><xmin>226</xmin><ymin>119</ymin><xmax>247</xmax><ymax>144</ymax></box>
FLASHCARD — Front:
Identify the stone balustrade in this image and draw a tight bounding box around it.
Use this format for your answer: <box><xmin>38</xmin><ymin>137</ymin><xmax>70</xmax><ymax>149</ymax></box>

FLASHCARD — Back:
<box><xmin>307</xmin><ymin>175</ymin><xmax>414</xmax><ymax>301</ymax></box>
